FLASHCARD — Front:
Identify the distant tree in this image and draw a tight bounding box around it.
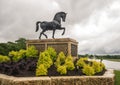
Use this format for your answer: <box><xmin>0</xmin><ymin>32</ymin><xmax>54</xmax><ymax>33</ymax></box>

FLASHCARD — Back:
<box><xmin>0</xmin><ymin>38</ymin><xmax>26</xmax><ymax>56</ymax></box>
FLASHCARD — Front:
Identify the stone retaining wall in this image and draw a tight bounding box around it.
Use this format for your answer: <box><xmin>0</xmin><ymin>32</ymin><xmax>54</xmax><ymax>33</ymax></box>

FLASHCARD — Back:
<box><xmin>0</xmin><ymin>69</ymin><xmax>114</xmax><ymax>85</ymax></box>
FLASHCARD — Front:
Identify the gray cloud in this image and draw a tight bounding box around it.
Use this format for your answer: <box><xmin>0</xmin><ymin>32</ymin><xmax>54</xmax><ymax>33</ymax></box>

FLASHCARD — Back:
<box><xmin>0</xmin><ymin>0</ymin><xmax>120</xmax><ymax>54</ymax></box>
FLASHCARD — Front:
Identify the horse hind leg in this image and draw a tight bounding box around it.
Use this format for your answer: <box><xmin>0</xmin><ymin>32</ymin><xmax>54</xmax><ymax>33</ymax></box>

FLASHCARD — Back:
<box><xmin>43</xmin><ymin>33</ymin><xmax>48</xmax><ymax>38</ymax></box>
<box><xmin>39</xmin><ymin>30</ymin><xmax>47</xmax><ymax>39</ymax></box>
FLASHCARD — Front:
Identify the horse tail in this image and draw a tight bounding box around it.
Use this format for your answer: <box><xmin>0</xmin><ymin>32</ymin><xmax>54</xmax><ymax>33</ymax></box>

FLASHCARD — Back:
<box><xmin>36</xmin><ymin>21</ymin><xmax>41</xmax><ymax>32</ymax></box>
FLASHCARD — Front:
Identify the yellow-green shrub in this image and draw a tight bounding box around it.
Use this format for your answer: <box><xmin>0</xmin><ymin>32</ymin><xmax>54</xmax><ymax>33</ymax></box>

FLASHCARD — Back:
<box><xmin>57</xmin><ymin>65</ymin><xmax>67</xmax><ymax>75</ymax></box>
<box><xmin>65</xmin><ymin>55</ymin><xmax>75</xmax><ymax>70</ymax></box>
<box><xmin>92</xmin><ymin>61</ymin><xmax>101</xmax><ymax>73</ymax></box>
<box><xmin>65</xmin><ymin>61</ymin><xmax>75</xmax><ymax>70</ymax></box>
<box><xmin>46</xmin><ymin>47</ymin><xmax>57</xmax><ymax>62</ymax></box>
<box><xmin>9</xmin><ymin>49</ymin><xmax>26</xmax><ymax>62</ymax></box>
<box><xmin>37</xmin><ymin>51</ymin><xmax>53</xmax><ymax>69</ymax></box>
<box><xmin>36</xmin><ymin>64</ymin><xmax>47</xmax><ymax>76</ymax></box>
<box><xmin>76</xmin><ymin>58</ymin><xmax>88</xmax><ymax>68</ymax></box>
<box><xmin>55</xmin><ymin>52</ymin><xmax>66</xmax><ymax>67</ymax></box>
<box><xmin>0</xmin><ymin>55</ymin><xmax>10</xmax><ymax>63</ymax></box>
<box><xmin>100</xmin><ymin>62</ymin><xmax>105</xmax><ymax>70</ymax></box>
<box><xmin>82</xmin><ymin>65</ymin><xmax>95</xmax><ymax>76</ymax></box>
<box><xmin>26</xmin><ymin>46</ymin><xmax>38</xmax><ymax>58</ymax></box>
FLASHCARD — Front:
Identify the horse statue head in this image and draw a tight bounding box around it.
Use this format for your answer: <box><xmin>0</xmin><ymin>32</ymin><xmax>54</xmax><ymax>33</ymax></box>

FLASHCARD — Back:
<box><xmin>53</xmin><ymin>12</ymin><xmax>67</xmax><ymax>24</ymax></box>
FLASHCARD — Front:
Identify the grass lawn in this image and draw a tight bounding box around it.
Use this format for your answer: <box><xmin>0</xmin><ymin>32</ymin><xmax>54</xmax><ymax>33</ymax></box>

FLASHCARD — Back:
<box><xmin>115</xmin><ymin>70</ymin><xmax>120</xmax><ymax>85</ymax></box>
<box><xmin>105</xmin><ymin>59</ymin><xmax>120</xmax><ymax>62</ymax></box>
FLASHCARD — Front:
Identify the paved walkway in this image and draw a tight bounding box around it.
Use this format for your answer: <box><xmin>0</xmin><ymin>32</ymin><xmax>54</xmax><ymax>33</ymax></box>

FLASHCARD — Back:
<box><xmin>95</xmin><ymin>59</ymin><xmax>120</xmax><ymax>70</ymax></box>
<box><xmin>102</xmin><ymin>60</ymin><xmax>120</xmax><ymax>70</ymax></box>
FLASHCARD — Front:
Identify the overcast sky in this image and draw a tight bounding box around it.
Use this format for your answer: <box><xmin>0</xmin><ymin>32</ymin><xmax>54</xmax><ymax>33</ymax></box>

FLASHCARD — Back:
<box><xmin>0</xmin><ymin>0</ymin><xmax>120</xmax><ymax>54</ymax></box>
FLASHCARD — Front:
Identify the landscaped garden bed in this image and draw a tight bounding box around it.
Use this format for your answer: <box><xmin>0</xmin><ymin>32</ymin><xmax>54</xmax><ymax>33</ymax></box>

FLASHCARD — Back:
<box><xmin>0</xmin><ymin>46</ymin><xmax>106</xmax><ymax>77</ymax></box>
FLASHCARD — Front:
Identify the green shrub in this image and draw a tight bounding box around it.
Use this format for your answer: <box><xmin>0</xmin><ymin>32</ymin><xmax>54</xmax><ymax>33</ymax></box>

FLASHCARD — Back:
<box><xmin>92</xmin><ymin>61</ymin><xmax>101</xmax><ymax>73</ymax></box>
<box><xmin>82</xmin><ymin>65</ymin><xmax>95</xmax><ymax>76</ymax></box>
<box><xmin>55</xmin><ymin>52</ymin><xmax>66</xmax><ymax>67</ymax></box>
<box><xmin>100</xmin><ymin>62</ymin><xmax>105</xmax><ymax>70</ymax></box>
<box><xmin>0</xmin><ymin>55</ymin><xmax>10</xmax><ymax>63</ymax></box>
<box><xmin>46</xmin><ymin>47</ymin><xmax>57</xmax><ymax>62</ymax></box>
<box><xmin>26</xmin><ymin>46</ymin><xmax>38</xmax><ymax>58</ymax></box>
<box><xmin>36</xmin><ymin>64</ymin><xmax>47</xmax><ymax>76</ymax></box>
<box><xmin>57</xmin><ymin>65</ymin><xmax>67</xmax><ymax>75</ymax></box>
<box><xmin>65</xmin><ymin>61</ymin><xmax>75</xmax><ymax>70</ymax></box>
<box><xmin>37</xmin><ymin>51</ymin><xmax>53</xmax><ymax>69</ymax></box>
<box><xmin>65</xmin><ymin>55</ymin><xmax>73</xmax><ymax>62</ymax></box>
<box><xmin>76</xmin><ymin>58</ymin><xmax>88</xmax><ymax>68</ymax></box>
<box><xmin>65</xmin><ymin>55</ymin><xmax>75</xmax><ymax>70</ymax></box>
<box><xmin>9</xmin><ymin>49</ymin><xmax>26</xmax><ymax>62</ymax></box>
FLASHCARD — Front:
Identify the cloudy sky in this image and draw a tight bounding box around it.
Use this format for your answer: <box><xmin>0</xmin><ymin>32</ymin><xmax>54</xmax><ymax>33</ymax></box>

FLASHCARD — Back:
<box><xmin>0</xmin><ymin>0</ymin><xmax>120</xmax><ymax>54</ymax></box>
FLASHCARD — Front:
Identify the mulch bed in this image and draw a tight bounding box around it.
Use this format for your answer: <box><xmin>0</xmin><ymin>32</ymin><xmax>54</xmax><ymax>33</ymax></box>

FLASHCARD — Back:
<box><xmin>0</xmin><ymin>58</ymin><xmax>106</xmax><ymax>77</ymax></box>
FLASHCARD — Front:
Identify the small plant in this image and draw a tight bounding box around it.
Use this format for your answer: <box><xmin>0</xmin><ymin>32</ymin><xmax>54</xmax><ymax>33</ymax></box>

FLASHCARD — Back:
<box><xmin>36</xmin><ymin>64</ymin><xmax>47</xmax><ymax>76</ymax></box>
<box><xmin>9</xmin><ymin>49</ymin><xmax>26</xmax><ymax>62</ymax></box>
<box><xmin>57</xmin><ymin>65</ymin><xmax>67</xmax><ymax>75</ymax></box>
<box><xmin>55</xmin><ymin>52</ymin><xmax>66</xmax><ymax>67</ymax></box>
<box><xmin>26</xmin><ymin>46</ymin><xmax>38</xmax><ymax>58</ymax></box>
<box><xmin>46</xmin><ymin>47</ymin><xmax>57</xmax><ymax>62</ymax></box>
<box><xmin>92</xmin><ymin>61</ymin><xmax>101</xmax><ymax>73</ymax></box>
<box><xmin>65</xmin><ymin>55</ymin><xmax>75</xmax><ymax>70</ymax></box>
<box><xmin>82</xmin><ymin>64</ymin><xmax>95</xmax><ymax>76</ymax></box>
<box><xmin>0</xmin><ymin>55</ymin><xmax>10</xmax><ymax>63</ymax></box>
<box><xmin>37</xmin><ymin>51</ymin><xmax>53</xmax><ymax>69</ymax></box>
<box><xmin>76</xmin><ymin>57</ymin><xmax>88</xmax><ymax>68</ymax></box>
<box><xmin>65</xmin><ymin>61</ymin><xmax>75</xmax><ymax>70</ymax></box>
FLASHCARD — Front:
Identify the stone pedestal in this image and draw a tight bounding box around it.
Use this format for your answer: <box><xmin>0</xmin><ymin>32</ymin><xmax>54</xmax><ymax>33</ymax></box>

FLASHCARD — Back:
<box><xmin>26</xmin><ymin>38</ymin><xmax>78</xmax><ymax>57</ymax></box>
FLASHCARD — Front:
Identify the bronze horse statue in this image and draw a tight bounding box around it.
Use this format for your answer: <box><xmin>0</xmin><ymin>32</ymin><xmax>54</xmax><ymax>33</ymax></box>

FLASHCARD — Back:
<box><xmin>36</xmin><ymin>12</ymin><xmax>67</xmax><ymax>39</ymax></box>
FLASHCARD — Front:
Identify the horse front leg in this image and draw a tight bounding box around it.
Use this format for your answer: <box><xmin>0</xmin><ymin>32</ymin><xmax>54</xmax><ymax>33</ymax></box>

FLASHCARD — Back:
<box><xmin>52</xmin><ymin>30</ymin><xmax>56</xmax><ymax>39</ymax></box>
<box><xmin>62</xmin><ymin>27</ymin><xmax>65</xmax><ymax>35</ymax></box>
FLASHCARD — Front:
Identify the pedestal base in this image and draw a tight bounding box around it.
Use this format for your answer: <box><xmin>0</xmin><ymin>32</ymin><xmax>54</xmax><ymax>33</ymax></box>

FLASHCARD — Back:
<box><xmin>26</xmin><ymin>38</ymin><xmax>78</xmax><ymax>57</ymax></box>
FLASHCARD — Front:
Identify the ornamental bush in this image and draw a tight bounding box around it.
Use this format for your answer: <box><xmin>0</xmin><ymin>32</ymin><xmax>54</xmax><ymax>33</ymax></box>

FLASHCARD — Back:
<box><xmin>26</xmin><ymin>46</ymin><xmax>38</xmax><ymax>58</ymax></box>
<box><xmin>36</xmin><ymin>64</ymin><xmax>47</xmax><ymax>76</ymax></box>
<box><xmin>0</xmin><ymin>55</ymin><xmax>10</xmax><ymax>63</ymax></box>
<box><xmin>92</xmin><ymin>61</ymin><xmax>102</xmax><ymax>73</ymax></box>
<box><xmin>37</xmin><ymin>51</ymin><xmax>53</xmax><ymax>69</ymax></box>
<box><xmin>65</xmin><ymin>61</ymin><xmax>75</xmax><ymax>70</ymax></box>
<box><xmin>65</xmin><ymin>55</ymin><xmax>75</xmax><ymax>70</ymax></box>
<box><xmin>55</xmin><ymin>52</ymin><xmax>66</xmax><ymax>67</ymax></box>
<box><xmin>46</xmin><ymin>47</ymin><xmax>57</xmax><ymax>62</ymax></box>
<box><xmin>9</xmin><ymin>49</ymin><xmax>26</xmax><ymax>62</ymax></box>
<box><xmin>76</xmin><ymin>57</ymin><xmax>88</xmax><ymax>68</ymax></box>
<box><xmin>82</xmin><ymin>64</ymin><xmax>95</xmax><ymax>76</ymax></box>
<box><xmin>57</xmin><ymin>65</ymin><xmax>67</xmax><ymax>75</ymax></box>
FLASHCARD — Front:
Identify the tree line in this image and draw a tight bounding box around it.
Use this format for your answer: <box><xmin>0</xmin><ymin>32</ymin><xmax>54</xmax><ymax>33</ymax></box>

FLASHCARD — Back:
<box><xmin>0</xmin><ymin>38</ymin><xmax>26</xmax><ymax>56</ymax></box>
<box><xmin>78</xmin><ymin>54</ymin><xmax>120</xmax><ymax>59</ymax></box>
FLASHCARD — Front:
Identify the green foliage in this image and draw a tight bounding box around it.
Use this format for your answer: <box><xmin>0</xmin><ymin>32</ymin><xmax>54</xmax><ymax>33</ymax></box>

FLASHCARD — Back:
<box><xmin>55</xmin><ymin>52</ymin><xmax>66</xmax><ymax>67</ymax></box>
<box><xmin>9</xmin><ymin>49</ymin><xmax>26</xmax><ymax>62</ymax></box>
<box><xmin>36</xmin><ymin>64</ymin><xmax>47</xmax><ymax>76</ymax></box>
<box><xmin>65</xmin><ymin>61</ymin><xmax>75</xmax><ymax>70</ymax></box>
<box><xmin>92</xmin><ymin>61</ymin><xmax>102</xmax><ymax>73</ymax></box>
<box><xmin>26</xmin><ymin>46</ymin><xmax>38</xmax><ymax>58</ymax></box>
<box><xmin>0</xmin><ymin>38</ymin><xmax>26</xmax><ymax>56</ymax></box>
<box><xmin>100</xmin><ymin>62</ymin><xmax>105</xmax><ymax>69</ymax></box>
<box><xmin>0</xmin><ymin>55</ymin><xmax>10</xmax><ymax>63</ymax></box>
<box><xmin>82</xmin><ymin>65</ymin><xmax>95</xmax><ymax>76</ymax></box>
<box><xmin>57</xmin><ymin>65</ymin><xmax>67</xmax><ymax>75</ymax></box>
<box><xmin>114</xmin><ymin>70</ymin><xmax>120</xmax><ymax>85</ymax></box>
<box><xmin>65</xmin><ymin>55</ymin><xmax>75</xmax><ymax>70</ymax></box>
<box><xmin>46</xmin><ymin>47</ymin><xmax>57</xmax><ymax>62</ymax></box>
<box><xmin>37</xmin><ymin>51</ymin><xmax>53</xmax><ymax>69</ymax></box>
<box><xmin>76</xmin><ymin>57</ymin><xmax>88</xmax><ymax>68</ymax></box>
